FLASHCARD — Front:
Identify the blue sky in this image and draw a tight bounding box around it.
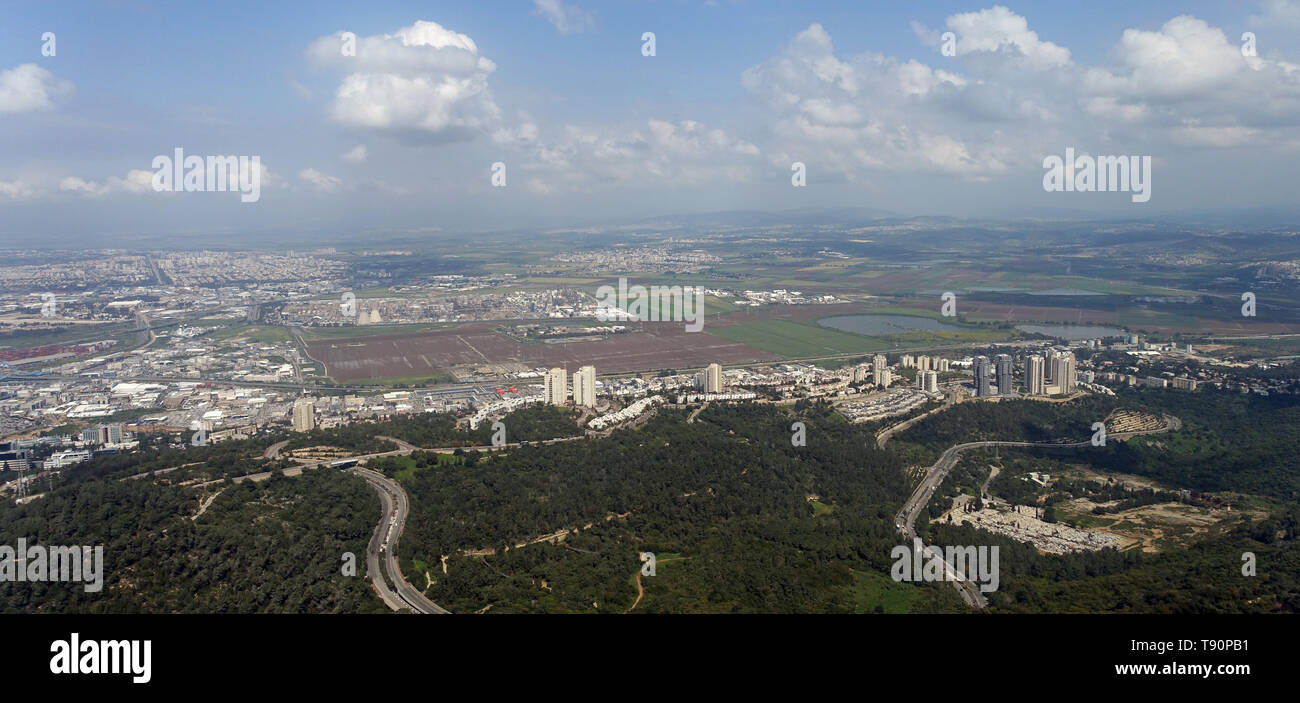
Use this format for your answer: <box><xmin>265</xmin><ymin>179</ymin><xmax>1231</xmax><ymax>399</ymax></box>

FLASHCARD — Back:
<box><xmin>1</xmin><ymin>1</ymin><xmax>1299</xmax><ymax>244</ymax></box>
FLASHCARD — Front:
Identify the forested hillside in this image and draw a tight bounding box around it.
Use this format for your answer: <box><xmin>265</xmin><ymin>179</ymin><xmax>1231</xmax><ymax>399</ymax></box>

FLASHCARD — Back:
<box><xmin>387</xmin><ymin>402</ymin><xmax>964</xmax><ymax>613</ymax></box>
<box><xmin>0</xmin><ymin>470</ymin><xmax>386</xmax><ymax>613</ymax></box>
<box><xmin>3</xmin><ymin>390</ymin><xmax>1295</xmax><ymax>615</ymax></box>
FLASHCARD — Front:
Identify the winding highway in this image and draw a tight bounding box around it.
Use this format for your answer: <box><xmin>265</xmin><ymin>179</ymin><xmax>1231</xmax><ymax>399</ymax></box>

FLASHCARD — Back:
<box><xmin>349</xmin><ymin>466</ymin><xmax>450</xmax><ymax>614</ymax></box>
<box><xmin>894</xmin><ymin>413</ymin><xmax>1180</xmax><ymax>609</ymax></box>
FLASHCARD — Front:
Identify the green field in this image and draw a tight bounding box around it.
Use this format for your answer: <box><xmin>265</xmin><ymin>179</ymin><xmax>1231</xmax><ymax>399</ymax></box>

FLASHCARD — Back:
<box><xmin>848</xmin><ymin>569</ymin><xmax>922</xmax><ymax>614</ymax></box>
<box><xmin>392</xmin><ymin>453</ymin><xmax>462</xmax><ymax>482</ymax></box>
<box><xmin>708</xmin><ymin>317</ymin><xmax>1017</xmax><ymax>358</ymax></box>
<box><xmin>0</xmin><ymin>322</ymin><xmax>132</xmax><ymax>351</ymax></box>
<box><xmin>636</xmin><ymin>294</ymin><xmax>737</xmax><ymax>320</ymax></box>
<box><xmin>211</xmin><ymin>324</ymin><xmax>295</xmax><ymax>344</ymax></box>
<box><xmin>299</xmin><ymin>323</ymin><xmax>452</xmax><ymax>340</ymax></box>
<box><xmin>707</xmin><ymin>319</ymin><xmax>890</xmax><ymax>357</ymax></box>
<box><xmin>1117</xmin><ymin>308</ymin><xmax>1202</xmax><ymax>330</ymax></box>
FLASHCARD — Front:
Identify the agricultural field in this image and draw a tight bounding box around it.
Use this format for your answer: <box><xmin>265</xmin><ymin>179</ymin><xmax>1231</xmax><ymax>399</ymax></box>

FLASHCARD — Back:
<box><xmin>298</xmin><ymin>323</ymin><xmax>453</xmax><ymax>340</ymax></box>
<box><xmin>300</xmin><ymin>302</ymin><xmax>1029</xmax><ymax>381</ymax></box>
<box><xmin>302</xmin><ymin>320</ymin><xmax>776</xmax><ymax>381</ymax></box>
<box><xmin>210</xmin><ymin>324</ymin><xmax>296</xmax><ymax>344</ymax></box>
<box><xmin>706</xmin><ymin>315</ymin><xmax>1019</xmax><ymax>358</ymax></box>
<box><xmin>706</xmin><ymin>319</ymin><xmax>889</xmax><ymax>357</ymax></box>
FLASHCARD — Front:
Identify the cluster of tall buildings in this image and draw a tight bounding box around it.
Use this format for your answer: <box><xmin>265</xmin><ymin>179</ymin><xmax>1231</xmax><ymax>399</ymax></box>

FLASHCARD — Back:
<box><xmin>852</xmin><ymin>354</ymin><xmax>952</xmax><ymax>391</ymax></box>
<box><xmin>543</xmin><ymin>365</ymin><xmax>599</xmax><ymax>407</ymax></box>
<box><xmin>900</xmin><ymin>354</ymin><xmax>948</xmax><ymax>373</ymax></box>
<box><xmin>973</xmin><ymin>350</ymin><xmax>1078</xmax><ymax>398</ymax></box>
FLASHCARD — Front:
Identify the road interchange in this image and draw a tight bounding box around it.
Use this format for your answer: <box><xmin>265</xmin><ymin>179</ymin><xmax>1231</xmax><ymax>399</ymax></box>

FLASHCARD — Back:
<box><xmin>893</xmin><ymin>414</ymin><xmax>1180</xmax><ymax>609</ymax></box>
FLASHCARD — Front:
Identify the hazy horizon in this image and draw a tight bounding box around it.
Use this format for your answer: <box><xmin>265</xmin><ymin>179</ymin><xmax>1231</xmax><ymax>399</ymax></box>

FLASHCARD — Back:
<box><xmin>3</xmin><ymin>1</ymin><xmax>1300</xmax><ymax>244</ymax></box>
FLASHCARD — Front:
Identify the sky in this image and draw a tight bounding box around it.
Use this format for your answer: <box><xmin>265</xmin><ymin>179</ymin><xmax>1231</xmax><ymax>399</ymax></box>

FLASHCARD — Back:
<box><xmin>1</xmin><ymin>0</ymin><xmax>1299</xmax><ymax>244</ymax></box>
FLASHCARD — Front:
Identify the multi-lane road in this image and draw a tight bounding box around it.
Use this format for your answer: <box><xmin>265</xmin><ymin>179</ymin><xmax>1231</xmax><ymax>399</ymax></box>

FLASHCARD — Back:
<box><xmin>190</xmin><ymin>433</ymin><xmax>582</xmax><ymax>613</ymax></box>
<box><xmin>350</xmin><ymin>466</ymin><xmax>450</xmax><ymax>614</ymax></box>
<box><xmin>894</xmin><ymin>414</ymin><xmax>1180</xmax><ymax>609</ymax></box>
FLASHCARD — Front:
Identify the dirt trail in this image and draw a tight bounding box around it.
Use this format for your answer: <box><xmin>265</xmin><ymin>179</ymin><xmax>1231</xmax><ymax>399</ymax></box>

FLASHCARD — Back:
<box><xmin>626</xmin><ymin>570</ymin><xmax>645</xmax><ymax>614</ymax></box>
<box><xmin>191</xmin><ymin>489</ymin><xmax>224</xmax><ymax>521</ymax></box>
<box><xmin>623</xmin><ymin>557</ymin><xmax>687</xmax><ymax>614</ymax></box>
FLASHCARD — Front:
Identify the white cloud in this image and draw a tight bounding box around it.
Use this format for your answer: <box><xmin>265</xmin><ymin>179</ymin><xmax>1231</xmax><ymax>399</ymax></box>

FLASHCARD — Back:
<box><xmin>0</xmin><ymin>179</ymin><xmax>38</xmax><ymax>199</ymax></box>
<box><xmin>0</xmin><ymin>63</ymin><xmax>74</xmax><ymax>114</ymax></box>
<box><xmin>1085</xmin><ymin>17</ymin><xmax>1248</xmax><ymax>100</ymax></box>
<box><xmin>298</xmin><ymin>168</ymin><xmax>342</xmax><ymax>191</ymax></box>
<box><xmin>943</xmin><ymin>5</ymin><xmax>1071</xmax><ymax>69</ymax></box>
<box><xmin>511</xmin><ymin>118</ymin><xmax>761</xmax><ymax>194</ymax></box>
<box><xmin>492</xmin><ymin>112</ymin><xmax>541</xmax><ymax>146</ymax></box>
<box><xmin>1084</xmin><ymin>97</ymin><xmax>1148</xmax><ymax>123</ymax></box>
<box><xmin>307</xmin><ymin>21</ymin><xmax>501</xmax><ymax>141</ymax></box>
<box><xmin>1078</xmin><ymin>15</ymin><xmax>1300</xmax><ymax>141</ymax></box>
<box><xmin>533</xmin><ymin>0</ymin><xmax>594</xmax><ymax>35</ymax></box>
<box><xmin>735</xmin><ymin>8</ymin><xmax>1300</xmax><ymax>186</ymax></box>
<box><xmin>342</xmin><ymin>144</ymin><xmax>368</xmax><ymax>162</ymax></box>
<box><xmin>59</xmin><ymin>170</ymin><xmax>154</xmax><ymax>197</ymax></box>
<box><xmin>742</xmin><ymin>23</ymin><xmax>1008</xmax><ymax>179</ymax></box>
